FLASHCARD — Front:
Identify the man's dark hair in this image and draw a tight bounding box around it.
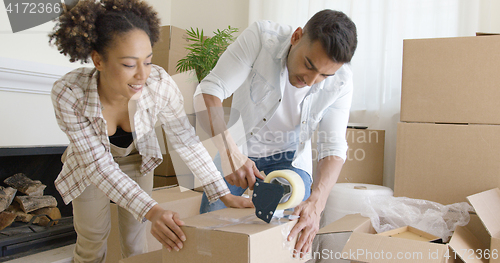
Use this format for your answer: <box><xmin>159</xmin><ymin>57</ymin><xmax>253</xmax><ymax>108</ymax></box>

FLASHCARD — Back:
<box><xmin>304</xmin><ymin>9</ymin><xmax>357</xmax><ymax>63</ymax></box>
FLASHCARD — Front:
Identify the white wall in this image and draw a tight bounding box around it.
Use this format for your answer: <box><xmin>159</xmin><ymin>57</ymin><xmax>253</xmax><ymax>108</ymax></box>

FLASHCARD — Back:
<box><xmin>0</xmin><ymin>0</ymin><xmax>496</xmax><ymax>149</ymax></box>
<box><xmin>479</xmin><ymin>0</ymin><xmax>500</xmax><ymax>33</ymax></box>
<box><xmin>170</xmin><ymin>0</ymin><xmax>250</xmax><ymax>36</ymax></box>
<box><xmin>146</xmin><ymin>0</ymin><xmax>172</xmax><ymax>26</ymax></box>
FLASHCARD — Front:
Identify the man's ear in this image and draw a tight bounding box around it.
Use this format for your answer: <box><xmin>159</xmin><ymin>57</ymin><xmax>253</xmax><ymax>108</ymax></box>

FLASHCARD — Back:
<box><xmin>291</xmin><ymin>27</ymin><xmax>304</xmax><ymax>46</ymax></box>
<box><xmin>91</xmin><ymin>50</ymin><xmax>104</xmax><ymax>71</ymax></box>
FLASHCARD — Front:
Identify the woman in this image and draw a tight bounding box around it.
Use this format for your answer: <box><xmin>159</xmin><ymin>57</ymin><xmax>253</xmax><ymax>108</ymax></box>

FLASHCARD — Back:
<box><xmin>49</xmin><ymin>0</ymin><xmax>252</xmax><ymax>261</ymax></box>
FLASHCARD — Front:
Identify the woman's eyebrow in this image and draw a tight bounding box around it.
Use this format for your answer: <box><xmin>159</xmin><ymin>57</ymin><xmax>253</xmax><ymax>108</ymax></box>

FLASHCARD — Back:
<box><xmin>119</xmin><ymin>52</ymin><xmax>153</xmax><ymax>59</ymax></box>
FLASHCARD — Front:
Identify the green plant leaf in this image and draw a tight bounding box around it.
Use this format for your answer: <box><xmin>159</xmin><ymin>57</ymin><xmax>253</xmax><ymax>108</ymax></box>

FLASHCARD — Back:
<box><xmin>176</xmin><ymin>26</ymin><xmax>239</xmax><ymax>82</ymax></box>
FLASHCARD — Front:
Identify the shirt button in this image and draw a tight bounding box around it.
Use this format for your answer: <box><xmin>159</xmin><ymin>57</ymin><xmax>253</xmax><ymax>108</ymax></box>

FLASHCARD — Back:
<box><xmin>302</xmin><ymin>121</ymin><xmax>306</xmax><ymax>124</ymax></box>
<box><xmin>300</xmin><ymin>142</ymin><xmax>304</xmax><ymax>145</ymax></box>
<box><xmin>278</xmin><ymin>99</ymin><xmax>282</xmax><ymax>102</ymax></box>
<box><xmin>250</xmin><ymin>132</ymin><xmax>254</xmax><ymax>135</ymax></box>
<box><xmin>263</xmin><ymin>118</ymin><xmax>267</xmax><ymax>121</ymax></box>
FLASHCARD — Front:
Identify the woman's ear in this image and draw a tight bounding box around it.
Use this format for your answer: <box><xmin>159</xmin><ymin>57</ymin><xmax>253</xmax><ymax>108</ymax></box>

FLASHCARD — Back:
<box><xmin>291</xmin><ymin>27</ymin><xmax>304</xmax><ymax>46</ymax></box>
<box><xmin>91</xmin><ymin>50</ymin><xmax>104</xmax><ymax>71</ymax></box>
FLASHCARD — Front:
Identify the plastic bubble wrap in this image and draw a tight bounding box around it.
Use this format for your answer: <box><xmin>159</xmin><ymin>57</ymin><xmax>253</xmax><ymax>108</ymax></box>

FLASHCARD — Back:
<box><xmin>360</xmin><ymin>195</ymin><xmax>474</xmax><ymax>242</ymax></box>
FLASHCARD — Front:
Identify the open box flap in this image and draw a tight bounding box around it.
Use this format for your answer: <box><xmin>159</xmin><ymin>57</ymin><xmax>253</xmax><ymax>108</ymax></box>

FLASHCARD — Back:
<box><xmin>341</xmin><ymin>231</ymin><xmax>447</xmax><ymax>262</ymax></box>
<box><xmin>448</xmin><ymin>226</ymin><xmax>488</xmax><ymax>263</ymax></box>
<box><xmin>467</xmin><ymin>188</ymin><xmax>500</xmax><ymax>238</ymax></box>
<box><xmin>317</xmin><ymin>213</ymin><xmax>372</xmax><ymax>235</ymax></box>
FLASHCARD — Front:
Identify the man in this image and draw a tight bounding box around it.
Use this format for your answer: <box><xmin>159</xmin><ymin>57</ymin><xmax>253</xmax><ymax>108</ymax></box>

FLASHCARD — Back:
<box><xmin>193</xmin><ymin>9</ymin><xmax>357</xmax><ymax>257</ymax></box>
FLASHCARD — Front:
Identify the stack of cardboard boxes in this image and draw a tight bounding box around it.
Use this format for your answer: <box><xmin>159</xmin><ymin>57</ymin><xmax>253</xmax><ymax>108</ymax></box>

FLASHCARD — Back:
<box><xmin>394</xmin><ymin>34</ymin><xmax>500</xmax><ymax>205</ymax></box>
<box><xmin>391</xmin><ymin>34</ymin><xmax>500</xmax><ymax>262</ymax></box>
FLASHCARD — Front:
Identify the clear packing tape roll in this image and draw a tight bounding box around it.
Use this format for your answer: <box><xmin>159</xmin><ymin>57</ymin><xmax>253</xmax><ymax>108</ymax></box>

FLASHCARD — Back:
<box><xmin>264</xmin><ymin>169</ymin><xmax>305</xmax><ymax>210</ymax></box>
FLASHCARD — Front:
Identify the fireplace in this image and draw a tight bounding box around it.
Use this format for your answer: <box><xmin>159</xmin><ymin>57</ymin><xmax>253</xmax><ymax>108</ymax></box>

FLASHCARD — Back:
<box><xmin>0</xmin><ymin>146</ymin><xmax>76</xmax><ymax>261</ymax></box>
<box><xmin>0</xmin><ymin>58</ymin><xmax>78</xmax><ymax>260</ymax></box>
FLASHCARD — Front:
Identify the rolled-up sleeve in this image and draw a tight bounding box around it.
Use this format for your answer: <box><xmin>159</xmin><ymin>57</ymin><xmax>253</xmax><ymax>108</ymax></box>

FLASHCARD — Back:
<box><xmin>194</xmin><ymin>22</ymin><xmax>263</xmax><ymax>101</ymax></box>
<box><xmin>316</xmin><ymin>79</ymin><xmax>353</xmax><ymax>162</ymax></box>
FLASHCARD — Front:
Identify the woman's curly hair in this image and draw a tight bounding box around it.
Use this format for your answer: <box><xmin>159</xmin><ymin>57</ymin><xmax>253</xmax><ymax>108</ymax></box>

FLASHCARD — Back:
<box><xmin>49</xmin><ymin>0</ymin><xmax>160</xmax><ymax>63</ymax></box>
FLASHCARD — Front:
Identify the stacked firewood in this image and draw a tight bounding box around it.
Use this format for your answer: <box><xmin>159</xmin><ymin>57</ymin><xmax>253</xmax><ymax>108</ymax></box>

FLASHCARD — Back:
<box><xmin>0</xmin><ymin>173</ymin><xmax>61</xmax><ymax>230</ymax></box>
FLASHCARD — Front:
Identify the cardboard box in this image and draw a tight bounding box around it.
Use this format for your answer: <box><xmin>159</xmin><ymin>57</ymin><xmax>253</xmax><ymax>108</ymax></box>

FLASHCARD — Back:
<box><xmin>152</xmin><ymin>26</ymin><xmax>191</xmax><ymax>76</ymax></box>
<box><xmin>318</xmin><ymin>213</ymin><xmax>487</xmax><ymax>263</ymax></box>
<box><xmin>460</xmin><ymin>188</ymin><xmax>500</xmax><ymax>263</ymax></box>
<box><xmin>106</xmin><ymin>186</ymin><xmax>202</xmax><ymax>262</ymax></box>
<box><xmin>377</xmin><ymin>226</ymin><xmax>441</xmax><ymax>242</ymax></box>
<box><xmin>338</xmin><ymin>129</ymin><xmax>385</xmax><ymax>185</ymax></box>
<box><xmin>400</xmin><ymin>35</ymin><xmax>500</xmax><ymax>124</ymax></box>
<box><xmin>394</xmin><ymin>122</ymin><xmax>500</xmax><ymax>205</ymax></box>
<box><xmin>342</xmin><ymin>230</ymin><xmax>448</xmax><ymax>262</ymax></box>
<box><xmin>162</xmin><ymin>208</ymin><xmax>306</xmax><ymax>263</ymax></box>
<box><xmin>153</xmin><ymin>175</ymin><xmax>178</xmax><ymax>188</ymax></box>
<box><xmin>118</xmin><ymin>250</ymin><xmax>162</xmax><ymax>263</ymax></box>
<box><xmin>315</xmin><ymin>214</ymin><xmax>450</xmax><ymax>262</ymax></box>
<box><xmin>312</xmin><ymin>128</ymin><xmax>385</xmax><ymax>185</ymax></box>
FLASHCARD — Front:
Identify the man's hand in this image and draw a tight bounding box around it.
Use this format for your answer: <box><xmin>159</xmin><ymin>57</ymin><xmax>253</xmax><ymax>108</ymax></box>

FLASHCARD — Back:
<box><xmin>145</xmin><ymin>205</ymin><xmax>186</xmax><ymax>252</ymax></box>
<box><xmin>220</xmin><ymin>193</ymin><xmax>254</xmax><ymax>208</ymax></box>
<box><xmin>222</xmin><ymin>150</ymin><xmax>264</xmax><ymax>190</ymax></box>
<box><xmin>287</xmin><ymin>199</ymin><xmax>322</xmax><ymax>258</ymax></box>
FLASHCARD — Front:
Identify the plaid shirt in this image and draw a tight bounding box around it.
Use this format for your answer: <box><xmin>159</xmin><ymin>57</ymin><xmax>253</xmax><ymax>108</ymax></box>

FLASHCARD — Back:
<box><xmin>52</xmin><ymin>65</ymin><xmax>229</xmax><ymax>221</ymax></box>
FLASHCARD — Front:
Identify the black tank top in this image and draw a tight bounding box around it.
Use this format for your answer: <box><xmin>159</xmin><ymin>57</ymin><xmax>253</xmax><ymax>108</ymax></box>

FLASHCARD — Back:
<box><xmin>109</xmin><ymin>127</ymin><xmax>133</xmax><ymax>148</ymax></box>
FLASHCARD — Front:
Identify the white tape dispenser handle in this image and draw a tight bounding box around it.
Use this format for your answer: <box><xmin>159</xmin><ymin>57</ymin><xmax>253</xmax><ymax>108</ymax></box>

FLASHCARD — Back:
<box><xmin>264</xmin><ymin>170</ymin><xmax>305</xmax><ymax>210</ymax></box>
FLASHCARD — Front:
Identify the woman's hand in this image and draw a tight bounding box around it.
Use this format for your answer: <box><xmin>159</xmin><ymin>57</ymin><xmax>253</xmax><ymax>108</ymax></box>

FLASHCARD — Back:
<box><xmin>145</xmin><ymin>205</ymin><xmax>186</xmax><ymax>252</ymax></box>
<box><xmin>220</xmin><ymin>193</ymin><xmax>254</xmax><ymax>208</ymax></box>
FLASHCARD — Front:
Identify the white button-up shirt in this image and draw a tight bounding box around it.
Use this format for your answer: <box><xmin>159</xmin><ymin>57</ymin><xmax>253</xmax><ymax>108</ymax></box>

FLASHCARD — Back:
<box><xmin>195</xmin><ymin>20</ymin><xmax>353</xmax><ymax>177</ymax></box>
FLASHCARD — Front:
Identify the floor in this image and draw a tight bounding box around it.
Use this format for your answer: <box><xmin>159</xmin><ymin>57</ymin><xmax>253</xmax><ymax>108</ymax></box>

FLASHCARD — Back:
<box><xmin>4</xmin><ymin>244</ymin><xmax>74</xmax><ymax>263</ymax></box>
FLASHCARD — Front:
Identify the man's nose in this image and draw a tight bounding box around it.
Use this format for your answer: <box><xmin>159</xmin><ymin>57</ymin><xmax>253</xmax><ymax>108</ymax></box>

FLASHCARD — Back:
<box><xmin>305</xmin><ymin>72</ymin><xmax>320</xmax><ymax>86</ymax></box>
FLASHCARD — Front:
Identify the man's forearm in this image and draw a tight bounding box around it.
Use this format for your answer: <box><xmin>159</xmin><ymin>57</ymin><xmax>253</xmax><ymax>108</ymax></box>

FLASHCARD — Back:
<box><xmin>309</xmin><ymin>155</ymin><xmax>345</xmax><ymax>209</ymax></box>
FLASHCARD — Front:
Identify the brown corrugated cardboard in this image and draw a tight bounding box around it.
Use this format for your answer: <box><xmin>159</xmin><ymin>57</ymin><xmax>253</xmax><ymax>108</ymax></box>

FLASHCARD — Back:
<box><xmin>153</xmin><ymin>175</ymin><xmax>178</xmax><ymax>188</ymax></box>
<box><xmin>394</xmin><ymin>122</ymin><xmax>500</xmax><ymax>205</ymax></box>
<box><xmin>313</xmin><ymin>128</ymin><xmax>385</xmax><ymax>185</ymax></box>
<box><xmin>162</xmin><ymin>208</ymin><xmax>306</xmax><ymax>263</ymax></box>
<box><xmin>377</xmin><ymin>226</ymin><xmax>440</xmax><ymax>242</ymax></box>
<box><xmin>152</xmin><ymin>26</ymin><xmax>191</xmax><ymax>76</ymax></box>
<box><xmin>146</xmin><ymin>186</ymin><xmax>202</xmax><ymax>251</ymax></box>
<box><xmin>319</xmin><ymin>214</ymin><xmax>448</xmax><ymax>262</ymax></box>
<box><xmin>400</xmin><ymin>35</ymin><xmax>500</xmax><ymax>124</ymax></box>
<box><xmin>317</xmin><ymin>213</ymin><xmax>374</xmax><ymax>235</ymax></box>
<box><xmin>448</xmin><ymin>226</ymin><xmax>488</xmax><ymax>263</ymax></box>
<box><xmin>339</xmin><ymin>129</ymin><xmax>385</xmax><ymax>185</ymax></box>
<box><xmin>442</xmin><ymin>188</ymin><xmax>500</xmax><ymax>263</ymax></box>
<box><xmin>466</xmin><ymin>188</ymin><xmax>500</xmax><ymax>263</ymax></box>
<box><xmin>118</xmin><ymin>250</ymin><xmax>162</xmax><ymax>263</ymax></box>
<box><xmin>316</xmin><ymin>212</ymin><xmax>493</xmax><ymax>263</ymax></box>
<box><xmin>342</xmin><ymin>231</ymin><xmax>448</xmax><ymax>262</ymax></box>
<box><xmin>106</xmin><ymin>186</ymin><xmax>202</xmax><ymax>262</ymax></box>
